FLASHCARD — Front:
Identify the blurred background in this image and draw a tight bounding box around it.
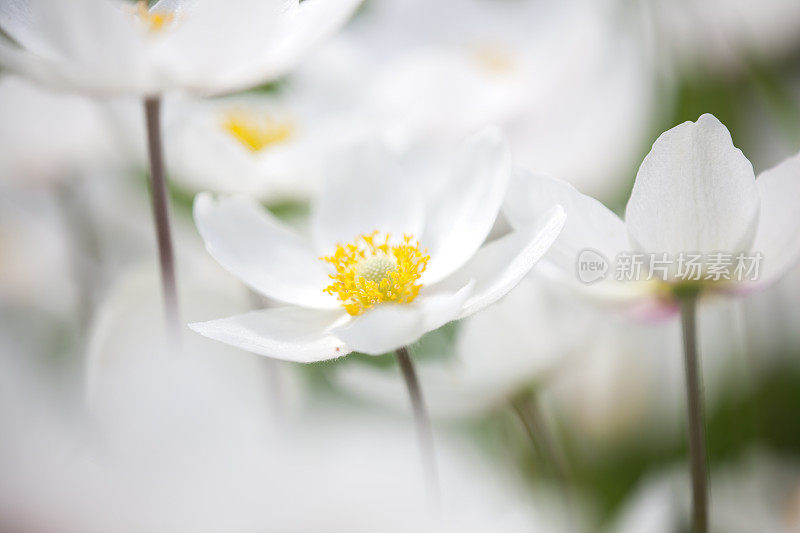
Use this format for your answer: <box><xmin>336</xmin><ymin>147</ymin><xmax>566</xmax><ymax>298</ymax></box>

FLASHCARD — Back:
<box><xmin>2</xmin><ymin>0</ymin><xmax>800</xmax><ymax>531</ymax></box>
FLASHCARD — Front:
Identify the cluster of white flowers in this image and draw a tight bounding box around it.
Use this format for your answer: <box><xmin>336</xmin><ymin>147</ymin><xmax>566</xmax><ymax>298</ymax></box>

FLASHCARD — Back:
<box><xmin>2</xmin><ymin>0</ymin><xmax>800</xmax><ymax>532</ymax></box>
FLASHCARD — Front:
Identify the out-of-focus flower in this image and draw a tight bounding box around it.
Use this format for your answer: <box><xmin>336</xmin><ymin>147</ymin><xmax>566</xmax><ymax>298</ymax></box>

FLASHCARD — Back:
<box><xmin>638</xmin><ymin>0</ymin><xmax>800</xmax><ymax>75</ymax></box>
<box><xmin>296</xmin><ymin>0</ymin><xmax>657</xmax><ymax>201</ymax></box>
<box><xmin>505</xmin><ymin>114</ymin><xmax>800</xmax><ymax>315</ymax></box>
<box><xmin>163</xmin><ymin>91</ymin><xmax>366</xmax><ymax>203</ymax></box>
<box><xmin>607</xmin><ymin>452</ymin><xmax>800</xmax><ymax>533</ymax></box>
<box><xmin>0</xmin><ymin>75</ymin><xmax>116</xmax><ymax>185</ymax></box>
<box><xmin>0</xmin><ymin>0</ymin><xmax>362</xmax><ymax>96</ymax></box>
<box><xmin>0</xmin><ymin>262</ymin><xmax>583</xmax><ymax>533</ymax></box>
<box><xmin>190</xmin><ymin>129</ymin><xmax>565</xmax><ymax>360</ymax></box>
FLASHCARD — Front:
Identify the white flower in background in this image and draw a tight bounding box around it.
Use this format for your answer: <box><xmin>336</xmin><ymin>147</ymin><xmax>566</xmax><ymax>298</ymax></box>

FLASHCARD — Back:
<box><xmin>296</xmin><ymin>0</ymin><xmax>656</xmax><ymax>201</ymax></box>
<box><xmin>637</xmin><ymin>0</ymin><xmax>800</xmax><ymax>75</ymax></box>
<box><xmin>163</xmin><ymin>91</ymin><xmax>367</xmax><ymax>203</ymax></box>
<box><xmin>0</xmin><ymin>0</ymin><xmax>362</xmax><ymax>96</ymax></box>
<box><xmin>190</xmin><ymin>130</ymin><xmax>565</xmax><ymax>360</ymax></box>
<box><xmin>607</xmin><ymin>453</ymin><xmax>800</xmax><ymax>533</ymax></box>
<box><xmin>504</xmin><ymin>114</ymin><xmax>800</xmax><ymax>314</ymax></box>
<box><xmin>0</xmin><ymin>75</ymin><xmax>115</xmax><ymax>185</ymax></box>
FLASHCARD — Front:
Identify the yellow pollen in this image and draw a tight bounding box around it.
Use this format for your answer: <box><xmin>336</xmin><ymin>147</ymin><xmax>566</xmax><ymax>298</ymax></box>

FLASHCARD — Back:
<box><xmin>221</xmin><ymin>111</ymin><xmax>294</xmax><ymax>152</ymax></box>
<box><xmin>321</xmin><ymin>231</ymin><xmax>429</xmax><ymax>316</ymax></box>
<box><xmin>470</xmin><ymin>43</ymin><xmax>514</xmax><ymax>74</ymax></box>
<box><xmin>136</xmin><ymin>1</ymin><xmax>174</xmax><ymax>32</ymax></box>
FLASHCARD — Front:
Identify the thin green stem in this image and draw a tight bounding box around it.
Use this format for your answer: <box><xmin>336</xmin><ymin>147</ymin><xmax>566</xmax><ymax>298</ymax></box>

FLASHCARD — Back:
<box><xmin>679</xmin><ymin>295</ymin><xmax>708</xmax><ymax>533</ymax></box>
<box><xmin>143</xmin><ymin>96</ymin><xmax>181</xmax><ymax>346</ymax></box>
<box><xmin>395</xmin><ymin>347</ymin><xmax>439</xmax><ymax>502</ymax></box>
<box><xmin>510</xmin><ymin>393</ymin><xmax>571</xmax><ymax>496</ymax></box>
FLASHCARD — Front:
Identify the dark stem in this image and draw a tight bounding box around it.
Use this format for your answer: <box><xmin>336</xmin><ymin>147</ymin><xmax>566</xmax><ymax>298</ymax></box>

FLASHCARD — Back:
<box><xmin>679</xmin><ymin>294</ymin><xmax>708</xmax><ymax>533</ymax></box>
<box><xmin>395</xmin><ymin>347</ymin><xmax>439</xmax><ymax>501</ymax></box>
<box><xmin>143</xmin><ymin>96</ymin><xmax>181</xmax><ymax>345</ymax></box>
<box><xmin>510</xmin><ymin>393</ymin><xmax>571</xmax><ymax>496</ymax></box>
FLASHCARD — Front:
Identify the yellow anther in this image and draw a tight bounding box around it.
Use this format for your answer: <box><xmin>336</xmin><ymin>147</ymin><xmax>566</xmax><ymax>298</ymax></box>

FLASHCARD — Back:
<box><xmin>221</xmin><ymin>110</ymin><xmax>294</xmax><ymax>152</ymax></box>
<box><xmin>321</xmin><ymin>231</ymin><xmax>429</xmax><ymax>316</ymax></box>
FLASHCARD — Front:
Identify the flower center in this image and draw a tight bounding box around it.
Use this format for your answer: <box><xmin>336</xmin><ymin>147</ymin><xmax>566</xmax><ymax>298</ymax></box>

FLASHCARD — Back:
<box><xmin>221</xmin><ymin>110</ymin><xmax>294</xmax><ymax>152</ymax></box>
<box><xmin>136</xmin><ymin>1</ymin><xmax>174</xmax><ymax>32</ymax></box>
<box><xmin>470</xmin><ymin>42</ymin><xmax>515</xmax><ymax>74</ymax></box>
<box><xmin>321</xmin><ymin>231</ymin><xmax>429</xmax><ymax>316</ymax></box>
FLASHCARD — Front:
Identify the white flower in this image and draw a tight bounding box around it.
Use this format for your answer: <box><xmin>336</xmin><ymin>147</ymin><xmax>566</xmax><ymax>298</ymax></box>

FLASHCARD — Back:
<box><xmin>163</xmin><ymin>91</ymin><xmax>366</xmax><ymax>203</ymax></box>
<box><xmin>0</xmin><ymin>0</ymin><xmax>361</xmax><ymax>96</ymax></box>
<box><xmin>0</xmin><ymin>74</ymin><xmax>115</xmax><ymax>184</ymax></box>
<box><xmin>504</xmin><ymin>113</ymin><xmax>800</xmax><ymax>313</ymax></box>
<box><xmin>296</xmin><ymin>0</ymin><xmax>656</xmax><ymax>201</ymax></box>
<box><xmin>334</xmin><ymin>275</ymin><xmax>599</xmax><ymax>418</ymax></box>
<box><xmin>189</xmin><ymin>129</ymin><xmax>566</xmax><ymax>361</ymax></box>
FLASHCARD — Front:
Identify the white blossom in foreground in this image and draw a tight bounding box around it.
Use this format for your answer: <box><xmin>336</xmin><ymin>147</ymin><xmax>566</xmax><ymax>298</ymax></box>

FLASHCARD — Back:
<box><xmin>0</xmin><ymin>0</ymin><xmax>361</xmax><ymax>96</ymax></box>
<box><xmin>334</xmin><ymin>275</ymin><xmax>598</xmax><ymax>417</ymax></box>
<box><xmin>190</xmin><ymin>129</ymin><xmax>565</xmax><ymax>360</ymax></box>
<box><xmin>504</xmin><ymin>113</ymin><xmax>800</xmax><ymax>315</ymax></box>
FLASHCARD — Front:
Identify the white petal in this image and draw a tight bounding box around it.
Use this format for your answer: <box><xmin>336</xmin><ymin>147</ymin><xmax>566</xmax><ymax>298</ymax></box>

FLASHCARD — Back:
<box><xmin>332</xmin><ymin>283</ymin><xmax>474</xmax><ymax>355</ymax></box>
<box><xmin>431</xmin><ymin>206</ymin><xmax>565</xmax><ymax>319</ymax></box>
<box><xmin>751</xmin><ymin>151</ymin><xmax>800</xmax><ymax>285</ymax></box>
<box><xmin>421</xmin><ymin>127</ymin><xmax>512</xmax><ymax>283</ymax></box>
<box><xmin>193</xmin><ymin>193</ymin><xmax>338</xmax><ymax>308</ymax></box>
<box><xmin>189</xmin><ymin>306</ymin><xmax>350</xmax><ymax>363</ymax></box>
<box><xmin>310</xmin><ymin>140</ymin><xmax>423</xmax><ymax>253</ymax></box>
<box><xmin>626</xmin><ymin>114</ymin><xmax>759</xmax><ymax>255</ymax></box>
<box><xmin>504</xmin><ymin>169</ymin><xmax>628</xmax><ymax>275</ymax></box>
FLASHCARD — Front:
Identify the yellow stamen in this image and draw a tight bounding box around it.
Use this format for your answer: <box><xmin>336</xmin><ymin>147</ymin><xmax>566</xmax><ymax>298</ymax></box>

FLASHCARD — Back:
<box><xmin>221</xmin><ymin>110</ymin><xmax>294</xmax><ymax>152</ymax></box>
<box><xmin>136</xmin><ymin>1</ymin><xmax>174</xmax><ymax>32</ymax></box>
<box><xmin>470</xmin><ymin>43</ymin><xmax>514</xmax><ymax>74</ymax></box>
<box><xmin>321</xmin><ymin>231</ymin><xmax>429</xmax><ymax>316</ymax></box>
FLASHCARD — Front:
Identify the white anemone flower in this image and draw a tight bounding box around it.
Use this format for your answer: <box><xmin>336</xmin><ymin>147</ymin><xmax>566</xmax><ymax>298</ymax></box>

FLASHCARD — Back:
<box><xmin>296</xmin><ymin>0</ymin><xmax>656</xmax><ymax>202</ymax></box>
<box><xmin>504</xmin><ymin>113</ymin><xmax>800</xmax><ymax>315</ymax></box>
<box><xmin>0</xmin><ymin>0</ymin><xmax>362</xmax><ymax>96</ymax></box>
<box><xmin>190</xmin><ymin>129</ymin><xmax>566</xmax><ymax>361</ymax></box>
<box><xmin>334</xmin><ymin>275</ymin><xmax>598</xmax><ymax>418</ymax></box>
<box><xmin>164</xmin><ymin>91</ymin><xmax>366</xmax><ymax>202</ymax></box>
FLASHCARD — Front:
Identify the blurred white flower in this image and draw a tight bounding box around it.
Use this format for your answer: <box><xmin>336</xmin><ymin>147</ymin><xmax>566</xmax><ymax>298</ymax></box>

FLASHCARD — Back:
<box><xmin>0</xmin><ymin>75</ymin><xmax>116</xmax><ymax>185</ymax></box>
<box><xmin>639</xmin><ymin>0</ymin><xmax>800</xmax><ymax>75</ymax></box>
<box><xmin>0</xmin><ymin>275</ymin><xmax>583</xmax><ymax>532</ymax></box>
<box><xmin>505</xmin><ymin>114</ymin><xmax>800</xmax><ymax>314</ymax></box>
<box><xmin>190</xmin><ymin>129</ymin><xmax>565</xmax><ymax>360</ymax></box>
<box><xmin>297</xmin><ymin>0</ymin><xmax>657</xmax><ymax>201</ymax></box>
<box><xmin>0</xmin><ymin>0</ymin><xmax>362</xmax><ymax>96</ymax></box>
<box><xmin>163</xmin><ymin>91</ymin><xmax>366</xmax><ymax>202</ymax></box>
<box><xmin>607</xmin><ymin>452</ymin><xmax>800</xmax><ymax>533</ymax></box>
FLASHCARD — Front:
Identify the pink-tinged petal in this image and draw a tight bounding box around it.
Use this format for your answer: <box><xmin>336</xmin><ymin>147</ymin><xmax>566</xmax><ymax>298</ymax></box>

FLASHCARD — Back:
<box><xmin>189</xmin><ymin>306</ymin><xmax>350</xmax><ymax>363</ymax></box>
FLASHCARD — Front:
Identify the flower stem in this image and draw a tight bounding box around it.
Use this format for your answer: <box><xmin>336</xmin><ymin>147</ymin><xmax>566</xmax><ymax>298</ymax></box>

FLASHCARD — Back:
<box><xmin>510</xmin><ymin>393</ymin><xmax>571</xmax><ymax>495</ymax></box>
<box><xmin>395</xmin><ymin>347</ymin><xmax>439</xmax><ymax>502</ymax></box>
<box><xmin>143</xmin><ymin>96</ymin><xmax>180</xmax><ymax>346</ymax></box>
<box><xmin>679</xmin><ymin>294</ymin><xmax>708</xmax><ymax>533</ymax></box>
